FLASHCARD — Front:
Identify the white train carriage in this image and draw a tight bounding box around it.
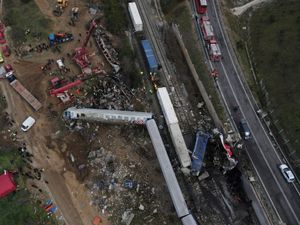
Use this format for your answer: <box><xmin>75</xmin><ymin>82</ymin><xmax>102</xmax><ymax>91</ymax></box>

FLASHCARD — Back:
<box><xmin>146</xmin><ymin>119</ymin><xmax>190</xmax><ymax>218</ymax></box>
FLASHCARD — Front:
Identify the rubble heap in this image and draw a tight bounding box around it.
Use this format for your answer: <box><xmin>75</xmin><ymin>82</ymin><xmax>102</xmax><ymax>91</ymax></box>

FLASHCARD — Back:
<box><xmin>75</xmin><ymin>77</ymin><xmax>135</xmax><ymax>110</ymax></box>
<box><xmin>86</xmin><ymin>146</ymin><xmax>172</xmax><ymax>224</ymax></box>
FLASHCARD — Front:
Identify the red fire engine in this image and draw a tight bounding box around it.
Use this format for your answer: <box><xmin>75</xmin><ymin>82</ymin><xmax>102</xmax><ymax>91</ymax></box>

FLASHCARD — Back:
<box><xmin>207</xmin><ymin>39</ymin><xmax>221</xmax><ymax>62</ymax></box>
<box><xmin>195</xmin><ymin>0</ymin><xmax>208</xmax><ymax>14</ymax></box>
<box><xmin>200</xmin><ymin>16</ymin><xmax>214</xmax><ymax>41</ymax></box>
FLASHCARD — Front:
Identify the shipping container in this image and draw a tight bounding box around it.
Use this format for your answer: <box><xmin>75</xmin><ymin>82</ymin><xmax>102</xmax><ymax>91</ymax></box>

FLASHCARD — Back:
<box><xmin>156</xmin><ymin>87</ymin><xmax>178</xmax><ymax>125</ymax></box>
<box><xmin>141</xmin><ymin>39</ymin><xmax>158</xmax><ymax>72</ymax></box>
<box><xmin>146</xmin><ymin>119</ymin><xmax>190</xmax><ymax>218</ymax></box>
<box><xmin>128</xmin><ymin>2</ymin><xmax>143</xmax><ymax>32</ymax></box>
<box><xmin>9</xmin><ymin>79</ymin><xmax>42</xmax><ymax>111</ymax></box>
<box><xmin>191</xmin><ymin>131</ymin><xmax>210</xmax><ymax>176</ymax></box>
<box><xmin>168</xmin><ymin>123</ymin><xmax>191</xmax><ymax>168</ymax></box>
<box><xmin>181</xmin><ymin>214</ymin><xmax>198</xmax><ymax>225</ymax></box>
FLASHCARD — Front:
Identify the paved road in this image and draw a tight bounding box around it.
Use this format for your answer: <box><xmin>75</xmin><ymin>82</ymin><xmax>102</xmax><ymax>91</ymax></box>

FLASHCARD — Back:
<box><xmin>191</xmin><ymin>0</ymin><xmax>300</xmax><ymax>224</ymax></box>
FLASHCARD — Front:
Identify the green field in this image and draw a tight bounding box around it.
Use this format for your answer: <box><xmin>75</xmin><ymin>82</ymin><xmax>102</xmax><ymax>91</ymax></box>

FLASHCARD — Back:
<box><xmin>3</xmin><ymin>0</ymin><xmax>51</xmax><ymax>45</ymax></box>
<box><xmin>0</xmin><ymin>189</ymin><xmax>52</xmax><ymax>225</ymax></box>
<box><xmin>249</xmin><ymin>0</ymin><xmax>300</xmax><ymax>157</ymax></box>
<box><xmin>103</xmin><ymin>0</ymin><xmax>127</xmax><ymax>34</ymax></box>
<box><xmin>0</xmin><ymin>148</ymin><xmax>57</xmax><ymax>225</ymax></box>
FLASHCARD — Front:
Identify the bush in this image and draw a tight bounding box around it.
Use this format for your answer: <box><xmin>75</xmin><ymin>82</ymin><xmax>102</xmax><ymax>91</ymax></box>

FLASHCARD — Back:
<box><xmin>3</xmin><ymin>0</ymin><xmax>51</xmax><ymax>45</ymax></box>
<box><xmin>160</xmin><ymin>0</ymin><xmax>184</xmax><ymax>14</ymax></box>
<box><xmin>20</xmin><ymin>0</ymin><xmax>33</xmax><ymax>3</ymax></box>
<box><xmin>0</xmin><ymin>148</ymin><xmax>23</xmax><ymax>171</ymax></box>
<box><xmin>119</xmin><ymin>38</ymin><xmax>141</xmax><ymax>88</ymax></box>
<box><xmin>103</xmin><ymin>0</ymin><xmax>127</xmax><ymax>34</ymax></box>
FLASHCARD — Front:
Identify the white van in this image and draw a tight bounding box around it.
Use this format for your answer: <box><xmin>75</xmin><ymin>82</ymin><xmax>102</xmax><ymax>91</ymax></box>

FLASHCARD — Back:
<box><xmin>56</xmin><ymin>59</ymin><xmax>65</xmax><ymax>69</ymax></box>
<box><xmin>21</xmin><ymin>116</ymin><xmax>36</xmax><ymax>132</ymax></box>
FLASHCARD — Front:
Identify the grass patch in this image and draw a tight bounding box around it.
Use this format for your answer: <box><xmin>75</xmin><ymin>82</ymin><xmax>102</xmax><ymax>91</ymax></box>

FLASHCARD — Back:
<box><xmin>160</xmin><ymin>0</ymin><xmax>185</xmax><ymax>14</ymax></box>
<box><xmin>248</xmin><ymin>0</ymin><xmax>300</xmax><ymax>157</ymax></box>
<box><xmin>119</xmin><ymin>37</ymin><xmax>142</xmax><ymax>88</ymax></box>
<box><xmin>3</xmin><ymin>0</ymin><xmax>51</xmax><ymax>46</ymax></box>
<box><xmin>165</xmin><ymin>3</ymin><xmax>225</xmax><ymax>121</ymax></box>
<box><xmin>0</xmin><ymin>148</ymin><xmax>23</xmax><ymax>172</ymax></box>
<box><xmin>103</xmin><ymin>0</ymin><xmax>127</xmax><ymax>35</ymax></box>
<box><xmin>0</xmin><ymin>190</ymin><xmax>55</xmax><ymax>225</ymax></box>
<box><xmin>224</xmin><ymin>0</ymin><xmax>300</xmax><ymax>159</ymax></box>
<box><xmin>0</xmin><ymin>148</ymin><xmax>57</xmax><ymax>225</ymax></box>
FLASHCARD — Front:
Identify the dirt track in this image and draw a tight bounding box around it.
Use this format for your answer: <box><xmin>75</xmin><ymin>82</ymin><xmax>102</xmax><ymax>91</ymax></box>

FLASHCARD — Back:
<box><xmin>0</xmin><ymin>0</ymin><xmax>109</xmax><ymax>224</ymax></box>
<box><xmin>1</xmin><ymin>71</ymin><xmax>105</xmax><ymax>225</ymax></box>
<box><xmin>231</xmin><ymin>0</ymin><xmax>272</xmax><ymax>16</ymax></box>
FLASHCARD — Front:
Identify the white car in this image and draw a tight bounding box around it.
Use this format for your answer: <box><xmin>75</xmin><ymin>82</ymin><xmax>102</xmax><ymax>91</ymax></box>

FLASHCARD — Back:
<box><xmin>21</xmin><ymin>116</ymin><xmax>36</xmax><ymax>132</ymax></box>
<box><xmin>279</xmin><ymin>164</ymin><xmax>295</xmax><ymax>183</ymax></box>
<box><xmin>56</xmin><ymin>59</ymin><xmax>65</xmax><ymax>69</ymax></box>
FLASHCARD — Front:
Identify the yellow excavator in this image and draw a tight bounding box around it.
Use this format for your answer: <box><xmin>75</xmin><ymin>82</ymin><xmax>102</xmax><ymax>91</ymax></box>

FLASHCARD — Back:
<box><xmin>53</xmin><ymin>0</ymin><xmax>69</xmax><ymax>17</ymax></box>
<box><xmin>57</xmin><ymin>0</ymin><xmax>68</xmax><ymax>8</ymax></box>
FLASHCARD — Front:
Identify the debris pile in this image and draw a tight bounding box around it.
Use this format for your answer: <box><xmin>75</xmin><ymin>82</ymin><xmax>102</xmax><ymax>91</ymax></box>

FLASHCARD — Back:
<box><xmin>86</xmin><ymin>146</ymin><xmax>166</xmax><ymax>224</ymax></box>
<box><xmin>14</xmin><ymin>42</ymin><xmax>51</xmax><ymax>56</ymax></box>
<box><xmin>60</xmin><ymin>121</ymin><xmax>177</xmax><ymax>224</ymax></box>
<box><xmin>75</xmin><ymin>77</ymin><xmax>135</xmax><ymax>110</ymax></box>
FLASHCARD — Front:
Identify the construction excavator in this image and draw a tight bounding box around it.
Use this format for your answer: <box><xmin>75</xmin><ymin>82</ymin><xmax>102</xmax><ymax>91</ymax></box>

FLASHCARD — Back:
<box><xmin>69</xmin><ymin>7</ymin><xmax>79</xmax><ymax>26</ymax></box>
<box><xmin>53</xmin><ymin>0</ymin><xmax>68</xmax><ymax>17</ymax></box>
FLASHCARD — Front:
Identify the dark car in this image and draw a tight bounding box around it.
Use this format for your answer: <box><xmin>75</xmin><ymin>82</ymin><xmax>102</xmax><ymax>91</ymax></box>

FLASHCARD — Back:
<box><xmin>240</xmin><ymin>118</ymin><xmax>251</xmax><ymax>140</ymax></box>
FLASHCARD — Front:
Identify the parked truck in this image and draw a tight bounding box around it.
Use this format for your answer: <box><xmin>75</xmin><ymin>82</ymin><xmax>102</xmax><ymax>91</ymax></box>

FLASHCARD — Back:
<box><xmin>128</xmin><ymin>2</ymin><xmax>143</xmax><ymax>32</ymax></box>
<box><xmin>48</xmin><ymin>33</ymin><xmax>73</xmax><ymax>46</ymax></box>
<box><xmin>5</xmin><ymin>71</ymin><xmax>42</xmax><ymax>111</ymax></box>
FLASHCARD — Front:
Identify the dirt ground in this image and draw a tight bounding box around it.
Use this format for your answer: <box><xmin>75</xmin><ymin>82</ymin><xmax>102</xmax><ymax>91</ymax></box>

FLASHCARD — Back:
<box><xmin>0</xmin><ymin>1</ymin><xmax>179</xmax><ymax>225</ymax></box>
<box><xmin>0</xmin><ymin>0</ymin><xmax>105</xmax><ymax>223</ymax></box>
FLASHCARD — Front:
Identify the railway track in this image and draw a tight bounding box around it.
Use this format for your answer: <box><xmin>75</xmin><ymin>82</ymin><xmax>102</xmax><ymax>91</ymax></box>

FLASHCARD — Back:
<box><xmin>136</xmin><ymin>0</ymin><xmax>196</xmax><ymax>134</ymax></box>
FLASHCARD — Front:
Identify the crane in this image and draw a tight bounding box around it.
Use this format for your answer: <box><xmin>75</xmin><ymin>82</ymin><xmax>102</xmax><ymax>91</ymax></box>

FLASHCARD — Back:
<box><xmin>83</xmin><ymin>19</ymin><xmax>97</xmax><ymax>47</ymax></box>
<box><xmin>72</xmin><ymin>19</ymin><xmax>98</xmax><ymax>74</ymax></box>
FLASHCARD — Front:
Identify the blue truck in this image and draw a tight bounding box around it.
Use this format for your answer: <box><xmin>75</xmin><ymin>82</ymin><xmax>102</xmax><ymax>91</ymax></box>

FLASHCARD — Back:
<box><xmin>191</xmin><ymin>131</ymin><xmax>211</xmax><ymax>176</ymax></box>
<box><xmin>48</xmin><ymin>33</ymin><xmax>73</xmax><ymax>46</ymax></box>
<box><xmin>141</xmin><ymin>39</ymin><xmax>158</xmax><ymax>72</ymax></box>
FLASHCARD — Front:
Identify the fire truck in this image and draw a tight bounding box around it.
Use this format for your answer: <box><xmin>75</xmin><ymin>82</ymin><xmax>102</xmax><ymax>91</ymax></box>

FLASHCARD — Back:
<box><xmin>207</xmin><ymin>39</ymin><xmax>221</xmax><ymax>61</ymax></box>
<box><xmin>195</xmin><ymin>0</ymin><xmax>208</xmax><ymax>14</ymax></box>
<box><xmin>200</xmin><ymin>16</ymin><xmax>214</xmax><ymax>41</ymax></box>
